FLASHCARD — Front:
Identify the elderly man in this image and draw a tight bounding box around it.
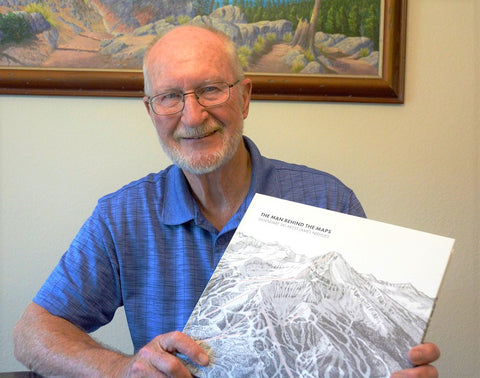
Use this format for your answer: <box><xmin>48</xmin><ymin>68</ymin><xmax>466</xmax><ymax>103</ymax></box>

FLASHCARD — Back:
<box><xmin>14</xmin><ymin>25</ymin><xmax>440</xmax><ymax>377</ymax></box>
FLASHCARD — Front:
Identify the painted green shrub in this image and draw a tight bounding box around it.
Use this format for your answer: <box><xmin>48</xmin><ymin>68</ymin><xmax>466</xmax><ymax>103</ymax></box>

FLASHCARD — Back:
<box><xmin>0</xmin><ymin>12</ymin><xmax>33</xmax><ymax>44</ymax></box>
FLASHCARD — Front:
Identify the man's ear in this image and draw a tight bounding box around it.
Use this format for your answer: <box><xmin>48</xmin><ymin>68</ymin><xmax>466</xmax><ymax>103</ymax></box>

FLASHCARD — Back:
<box><xmin>143</xmin><ymin>97</ymin><xmax>152</xmax><ymax>117</ymax></box>
<box><xmin>240</xmin><ymin>78</ymin><xmax>252</xmax><ymax>119</ymax></box>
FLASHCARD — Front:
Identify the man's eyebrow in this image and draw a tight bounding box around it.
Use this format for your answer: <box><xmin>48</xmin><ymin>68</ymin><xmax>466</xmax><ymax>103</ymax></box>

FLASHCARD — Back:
<box><xmin>155</xmin><ymin>79</ymin><xmax>226</xmax><ymax>93</ymax></box>
<box><xmin>153</xmin><ymin>84</ymin><xmax>182</xmax><ymax>93</ymax></box>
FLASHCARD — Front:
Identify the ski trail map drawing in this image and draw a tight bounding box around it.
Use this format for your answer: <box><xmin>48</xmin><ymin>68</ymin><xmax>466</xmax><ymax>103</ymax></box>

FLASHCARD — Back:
<box><xmin>181</xmin><ymin>194</ymin><xmax>454</xmax><ymax>377</ymax></box>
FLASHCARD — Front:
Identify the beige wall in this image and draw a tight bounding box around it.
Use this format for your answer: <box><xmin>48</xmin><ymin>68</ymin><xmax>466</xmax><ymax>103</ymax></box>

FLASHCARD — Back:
<box><xmin>1</xmin><ymin>0</ymin><xmax>479</xmax><ymax>375</ymax></box>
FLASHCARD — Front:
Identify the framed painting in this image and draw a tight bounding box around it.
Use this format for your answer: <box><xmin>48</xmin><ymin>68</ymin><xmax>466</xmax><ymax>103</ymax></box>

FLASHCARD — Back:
<box><xmin>0</xmin><ymin>0</ymin><xmax>407</xmax><ymax>103</ymax></box>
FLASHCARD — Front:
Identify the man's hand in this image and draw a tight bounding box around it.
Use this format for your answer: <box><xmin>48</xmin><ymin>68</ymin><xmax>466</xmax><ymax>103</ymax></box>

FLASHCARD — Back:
<box><xmin>14</xmin><ymin>303</ymin><xmax>208</xmax><ymax>377</ymax></box>
<box><xmin>117</xmin><ymin>331</ymin><xmax>209</xmax><ymax>377</ymax></box>
<box><xmin>391</xmin><ymin>343</ymin><xmax>440</xmax><ymax>378</ymax></box>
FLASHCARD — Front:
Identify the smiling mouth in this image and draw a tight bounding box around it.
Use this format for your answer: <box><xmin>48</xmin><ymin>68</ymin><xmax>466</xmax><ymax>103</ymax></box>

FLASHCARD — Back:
<box><xmin>182</xmin><ymin>129</ymin><xmax>219</xmax><ymax>140</ymax></box>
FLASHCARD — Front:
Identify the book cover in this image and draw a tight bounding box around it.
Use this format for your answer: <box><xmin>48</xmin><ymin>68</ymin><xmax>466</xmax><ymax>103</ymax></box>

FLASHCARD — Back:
<box><xmin>181</xmin><ymin>194</ymin><xmax>454</xmax><ymax>377</ymax></box>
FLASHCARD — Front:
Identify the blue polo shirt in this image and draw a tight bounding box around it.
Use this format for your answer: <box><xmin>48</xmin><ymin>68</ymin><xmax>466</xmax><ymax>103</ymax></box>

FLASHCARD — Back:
<box><xmin>33</xmin><ymin>137</ymin><xmax>365</xmax><ymax>352</ymax></box>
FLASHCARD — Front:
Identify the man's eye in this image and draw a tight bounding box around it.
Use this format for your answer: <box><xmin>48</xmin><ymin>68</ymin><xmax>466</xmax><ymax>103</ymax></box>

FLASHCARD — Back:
<box><xmin>157</xmin><ymin>92</ymin><xmax>182</xmax><ymax>103</ymax></box>
<box><xmin>199</xmin><ymin>85</ymin><xmax>221</xmax><ymax>95</ymax></box>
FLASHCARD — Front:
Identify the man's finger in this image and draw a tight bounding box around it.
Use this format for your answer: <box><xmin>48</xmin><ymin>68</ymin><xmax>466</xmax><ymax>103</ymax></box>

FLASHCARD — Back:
<box><xmin>391</xmin><ymin>364</ymin><xmax>438</xmax><ymax>378</ymax></box>
<box><xmin>408</xmin><ymin>342</ymin><xmax>440</xmax><ymax>366</ymax></box>
<box><xmin>157</xmin><ymin>331</ymin><xmax>209</xmax><ymax>366</ymax></box>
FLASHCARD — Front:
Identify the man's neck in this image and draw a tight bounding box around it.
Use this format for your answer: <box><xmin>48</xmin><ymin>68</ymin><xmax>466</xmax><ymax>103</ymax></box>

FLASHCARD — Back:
<box><xmin>183</xmin><ymin>143</ymin><xmax>252</xmax><ymax>231</ymax></box>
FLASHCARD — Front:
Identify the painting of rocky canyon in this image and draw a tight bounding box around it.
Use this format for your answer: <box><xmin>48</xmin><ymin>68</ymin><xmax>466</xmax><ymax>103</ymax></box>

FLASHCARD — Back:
<box><xmin>0</xmin><ymin>0</ymin><xmax>382</xmax><ymax>76</ymax></box>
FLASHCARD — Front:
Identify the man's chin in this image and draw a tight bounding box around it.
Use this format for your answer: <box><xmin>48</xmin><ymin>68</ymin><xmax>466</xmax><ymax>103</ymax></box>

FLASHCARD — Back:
<box><xmin>176</xmin><ymin>154</ymin><xmax>225</xmax><ymax>175</ymax></box>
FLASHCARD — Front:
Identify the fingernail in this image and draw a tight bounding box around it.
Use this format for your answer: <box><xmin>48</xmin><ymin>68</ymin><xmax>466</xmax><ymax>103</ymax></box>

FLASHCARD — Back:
<box><xmin>409</xmin><ymin>349</ymin><xmax>421</xmax><ymax>364</ymax></box>
<box><xmin>198</xmin><ymin>352</ymin><xmax>209</xmax><ymax>366</ymax></box>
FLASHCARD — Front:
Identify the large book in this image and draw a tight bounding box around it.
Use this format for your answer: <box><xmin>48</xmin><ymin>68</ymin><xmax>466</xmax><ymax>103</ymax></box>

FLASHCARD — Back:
<box><xmin>181</xmin><ymin>194</ymin><xmax>454</xmax><ymax>377</ymax></box>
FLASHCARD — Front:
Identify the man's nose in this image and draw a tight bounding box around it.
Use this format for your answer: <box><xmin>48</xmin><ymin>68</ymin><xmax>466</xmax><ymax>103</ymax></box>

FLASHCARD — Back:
<box><xmin>181</xmin><ymin>92</ymin><xmax>208</xmax><ymax>126</ymax></box>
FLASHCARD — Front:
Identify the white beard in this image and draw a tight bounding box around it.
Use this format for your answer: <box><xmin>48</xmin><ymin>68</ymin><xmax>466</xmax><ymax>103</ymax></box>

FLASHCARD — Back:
<box><xmin>161</xmin><ymin>123</ymin><xmax>244</xmax><ymax>175</ymax></box>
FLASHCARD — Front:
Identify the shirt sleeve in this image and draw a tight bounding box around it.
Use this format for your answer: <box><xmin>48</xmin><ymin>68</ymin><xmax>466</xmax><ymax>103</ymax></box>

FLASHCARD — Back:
<box><xmin>344</xmin><ymin>190</ymin><xmax>367</xmax><ymax>218</ymax></box>
<box><xmin>33</xmin><ymin>204</ymin><xmax>122</xmax><ymax>333</ymax></box>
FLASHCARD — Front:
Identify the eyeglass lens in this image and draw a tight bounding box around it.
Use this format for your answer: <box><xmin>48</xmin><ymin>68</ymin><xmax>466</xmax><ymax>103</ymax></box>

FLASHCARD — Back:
<box><xmin>150</xmin><ymin>82</ymin><xmax>235</xmax><ymax>115</ymax></box>
<box><xmin>149</xmin><ymin>81</ymin><xmax>236</xmax><ymax>115</ymax></box>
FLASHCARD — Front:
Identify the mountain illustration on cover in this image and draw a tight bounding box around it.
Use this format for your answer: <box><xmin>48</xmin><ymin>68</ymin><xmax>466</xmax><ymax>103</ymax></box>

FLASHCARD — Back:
<box><xmin>182</xmin><ymin>233</ymin><xmax>434</xmax><ymax>378</ymax></box>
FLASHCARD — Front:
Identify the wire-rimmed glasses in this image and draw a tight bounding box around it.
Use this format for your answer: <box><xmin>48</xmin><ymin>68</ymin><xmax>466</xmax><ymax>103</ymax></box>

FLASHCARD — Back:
<box><xmin>146</xmin><ymin>80</ymin><xmax>240</xmax><ymax>116</ymax></box>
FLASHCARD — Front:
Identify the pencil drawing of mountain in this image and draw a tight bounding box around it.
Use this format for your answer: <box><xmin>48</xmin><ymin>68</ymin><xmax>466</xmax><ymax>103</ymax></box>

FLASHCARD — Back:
<box><xmin>183</xmin><ymin>233</ymin><xmax>434</xmax><ymax>378</ymax></box>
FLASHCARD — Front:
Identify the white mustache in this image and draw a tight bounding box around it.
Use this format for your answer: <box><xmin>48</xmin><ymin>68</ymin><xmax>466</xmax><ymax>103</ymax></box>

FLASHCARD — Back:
<box><xmin>174</xmin><ymin>123</ymin><xmax>223</xmax><ymax>139</ymax></box>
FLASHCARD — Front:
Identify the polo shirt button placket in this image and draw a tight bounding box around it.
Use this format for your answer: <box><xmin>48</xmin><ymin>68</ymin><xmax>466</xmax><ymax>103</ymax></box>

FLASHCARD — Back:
<box><xmin>213</xmin><ymin>234</ymin><xmax>230</xmax><ymax>265</ymax></box>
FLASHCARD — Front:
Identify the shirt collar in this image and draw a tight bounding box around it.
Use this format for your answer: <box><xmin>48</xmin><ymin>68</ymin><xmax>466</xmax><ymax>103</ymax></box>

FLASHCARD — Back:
<box><xmin>161</xmin><ymin>165</ymin><xmax>197</xmax><ymax>225</ymax></box>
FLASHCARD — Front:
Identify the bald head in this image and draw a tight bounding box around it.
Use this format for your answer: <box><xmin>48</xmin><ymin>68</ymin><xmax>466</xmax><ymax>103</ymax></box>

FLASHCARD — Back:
<box><xmin>143</xmin><ymin>25</ymin><xmax>244</xmax><ymax>96</ymax></box>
